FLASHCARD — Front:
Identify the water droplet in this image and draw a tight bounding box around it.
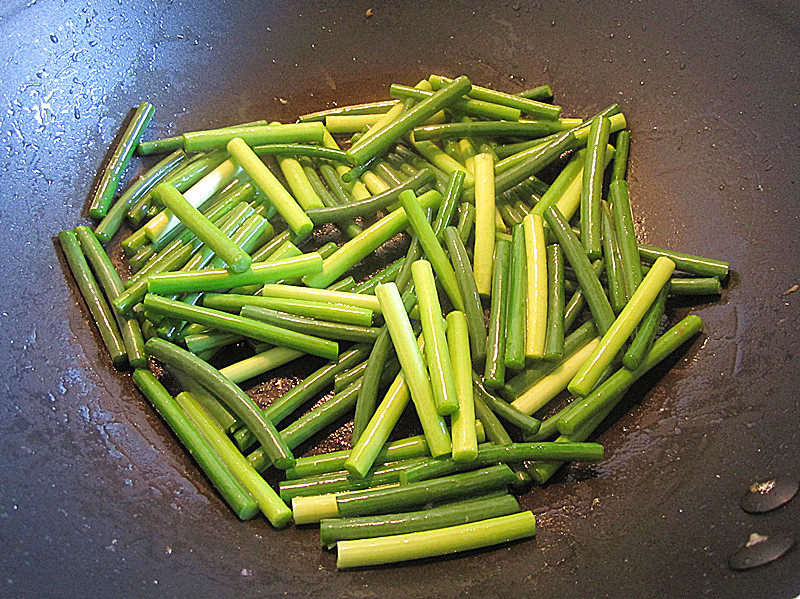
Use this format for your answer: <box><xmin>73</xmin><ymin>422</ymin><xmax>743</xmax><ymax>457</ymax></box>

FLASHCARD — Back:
<box><xmin>740</xmin><ymin>477</ymin><xmax>798</xmax><ymax>513</ymax></box>
<box><xmin>729</xmin><ymin>533</ymin><xmax>795</xmax><ymax>570</ymax></box>
<box><xmin>49</xmin><ymin>34</ymin><xmax>58</xmax><ymax>43</ymax></box>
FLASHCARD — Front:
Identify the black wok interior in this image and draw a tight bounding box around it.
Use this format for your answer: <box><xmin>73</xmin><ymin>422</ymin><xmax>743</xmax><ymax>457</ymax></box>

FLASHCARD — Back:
<box><xmin>1</xmin><ymin>1</ymin><xmax>798</xmax><ymax>597</ymax></box>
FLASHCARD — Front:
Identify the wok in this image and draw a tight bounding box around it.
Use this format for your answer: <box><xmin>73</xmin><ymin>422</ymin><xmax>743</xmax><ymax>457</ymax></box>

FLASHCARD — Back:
<box><xmin>0</xmin><ymin>0</ymin><xmax>798</xmax><ymax>596</ymax></box>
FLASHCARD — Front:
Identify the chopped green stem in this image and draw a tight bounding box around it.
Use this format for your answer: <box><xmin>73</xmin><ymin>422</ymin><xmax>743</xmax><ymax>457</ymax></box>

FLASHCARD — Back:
<box><xmin>389</xmin><ymin>83</ymin><xmax>520</xmax><ymax>123</ymax></box>
<box><xmin>399</xmin><ymin>190</ymin><xmax>464</xmax><ymax>311</ymax></box>
<box><xmin>412</xmin><ymin>260</ymin><xmax>459</xmax><ymax>415</ymax></box>
<box><xmin>412</xmin><ymin>120</ymin><xmax>569</xmax><ymax>141</ymax></box>
<box><xmin>610</xmin><ymin>180</ymin><xmax>643</xmax><ymax>300</ymax></box>
<box><xmin>473</xmin><ymin>152</ymin><xmax>496</xmax><ymax>296</ymax></box>
<box><xmin>543</xmin><ymin>206</ymin><xmax>615</xmax><ymax>334</ymax></box>
<box><xmin>335</xmin><ymin>511</ymin><xmax>536</xmax><ymax>569</ymax></box>
<box><xmin>352</xmin><ymin>258</ymin><xmax>405</xmax><ymax>294</ymax></box>
<box><xmin>501</xmin><ymin>320</ymin><xmax>598</xmax><ymax>400</ymax></box>
<box><xmin>299</xmin><ymin>100</ymin><xmax>397</xmax><ymax>122</ymax></box>
<box><xmin>137</xmin><ymin>135</ymin><xmax>183</xmax><ymax>156</ymax></box>
<box><xmin>463</xmin><ymin>130</ymin><xmax>578</xmax><ymax>204</ymax></box>
<box><xmin>262</xmin><ymin>344</ymin><xmax>370</xmax><ymax>427</ymax></box>
<box><xmin>303</xmin><ymin>190</ymin><xmax>442</xmax><ymax>288</ymax></box>
<box><xmin>456</xmin><ymin>202</ymin><xmax>475</xmax><ymax>243</ymax></box>
<box><xmin>612</xmin><ymin>130</ymin><xmax>630</xmax><ymax>181</ymax></box>
<box><xmin>510</xmin><ymin>336</ymin><xmax>600</xmax><ymax>415</ymax></box>
<box><xmin>182</xmin><ymin>121</ymin><xmax>325</xmax><ymax>152</ymax></box>
<box><xmin>289</xmin><ymin>435</ymin><xmax>429</xmax><ymax>480</ymax></box>
<box><xmin>59</xmin><ymin>230</ymin><xmax>127</xmax><ymax>366</ymax></box>
<box><xmin>429</xmin><ymin>75</ymin><xmax>560</xmax><ymax>120</ymax></box>
<box><xmin>504</xmin><ymin>223</ymin><xmax>527</xmax><ymax>369</ymax></box>
<box><xmin>638</xmin><ymin>245</ymin><xmax>729</xmax><ymax>279</ymax></box>
<box><xmin>484</xmin><ymin>240</ymin><xmax>511</xmax><ymax>389</ymax></box>
<box><xmin>227</xmin><ymin>138</ymin><xmax>313</xmax><ymax>238</ymax></box>
<box><xmin>569</xmin><ymin>256</ymin><xmax>675</xmax><ymax>396</ymax></box>
<box><xmin>146</xmin><ymin>253</ymin><xmax>322</xmax><ymax>293</ymax></box>
<box><xmin>259</xmin><ymin>284</ymin><xmax>381</xmax><ymax>312</ymax></box>
<box><xmin>184</xmin><ymin>331</ymin><xmax>243</xmax><ymax>354</ymax></box>
<box><xmin>131</xmin><ymin>370</ymin><xmax>258</xmax><ymax>519</ymax></box>
<box><xmin>443</xmin><ymin>227</ymin><xmax>487</xmax><ymax>363</ymax></box>
<box><xmin>580</xmin><ymin>116</ymin><xmax>611</xmax><ymax>259</ymax></box>
<box><xmin>89</xmin><ymin>102</ymin><xmax>155</xmax><ymax>218</ymax></box>
<box><xmin>601</xmin><ymin>202</ymin><xmax>628</xmax><ymax>313</ymax></box>
<box><xmin>558</xmin><ymin>315</ymin><xmax>703</xmax><ymax>436</ymax></box>
<box><xmin>472</xmin><ymin>376</ymin><xmax>540</xmax><ymax>436</ymax></box>
<box><xmin>336</xmin><ymin>464</ymin><xmax>517</xmax><ymax>518</ymax></box>
<box><xmin>669</xmin><ymin>277</ymin><xmax>723</xmax><ymax>295</ymax></box>
<box><xmin>95</xmin><ymin>149</ymin><xmax>186</xmax><ymax>243</ymax></box>
<box><xmin>321</xmin><ymin>493</ymin><xmax>520</xmax><ymax>547</ymax></box>
<box><xmin>240</xmin><ymin>305</ymin><xmax>380</xmax><ymax>343</ymax></box>
<box><xmin>143</xmin><ymin>295</ymin><xmax>338</xmax><ymax>359</ymax></box>
<box><xmin>543</xmin><ymin>244</ymin><xmax>565</xmax><ymax>360</ymax></box>
<box><xmin>444</xmin><ymin>311</ymin><xmax>478</xmax><ymax>461</ymax></box>
<box><xmin>523</xmin><ymin>214</ymin><xmax>548</xmax><ymax>358</ymax></box>
<box><xmin>203</xmin><ymin>293</ymin><xmax>373</xmax><ymax>326</ymax></box>
<box><xmin>175</xmin><ymin>391</ymin><xmax>292</xmax><ymax>526</ymax></box>
<box><xmin>306</xmin><ymin>168</ymin><xmax>433</xmax><ymax>224</ymax></box>
<box><xmin>376</xmin><ymin>282</ymin><xmax>452</xmax><ymax>456</ymax></box>
<box><xmin>623</xmin><ymin>285</ymin><xmax>667</xmax><ymax>370</ymax></box>
<box><xmin>347</xmin><ymin>76</ymin><xmax>472</xmax><ymax>166</ymax></box>
<box><xmin>74</xmin><ymin>226</ymin><xmax>146</xmax><ymax>367</ymax></box>
<box><xmin>401</xmin><ymin>441</ymin><xmax>603</xmax><ymax>484</ymax></box>
<box><xmin>518</xmin><ymin>85</ymin><xmax>554</xmax><ymax>101</ymax></box>
<box><xmin>219</xmin><ymin>347</ymin><xmax>305</xmax><ymax>385</ymax></box>
<box><xmin>144</xmin><ymin>338</ymin><xmax>295</xmax><ymax>469</ymax></box>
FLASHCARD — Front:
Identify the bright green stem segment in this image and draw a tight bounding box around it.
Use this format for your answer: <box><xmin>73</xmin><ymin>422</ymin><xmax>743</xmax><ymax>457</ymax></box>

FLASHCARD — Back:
<box><xmin>59</xmin><ymin>230</ymin><xmax>127</xmax><ymax>366</ymax></box>
<box><xmin>336</xmin><ymin>464</ymin><xmax>517</xmax><ymax>519</ymax></box>
<box><xmin>131</xmin><ymin>369</ymin><xmax>258</xmax><ymax>520</ymax></box>
<box><xmin>289</xmin><ymin>434</ymin><xmax>431</xmax><ymax>480</ymax></box>
<box><xmin>302</xmin><ymin>189</ymin><xmax>442</xmax><ymax>288</ymax></box>
<box><xmin>175</xmin><ymin>391</ymin><xmax>292</xmax><ymax>527</ymax></box>
<box><xmin>543</xmin><ymin>244</ymin><xmax>565</xmax><ymax>360</ymax></box>
<box><xmin>610</xmin><ymin>180</ymin><xmax>643</xmax><ymax>299</ymax></box>
<box><xmin>429</xmin><ymin>74</ymin><xmax>560</xmax><ymax>120</ymax></box>
<box><xmin>345</xmin><ymin>370</ymin><xmax>412</xmax><ymax>478</ymax></box>
<box><xmin>412</xmin><ymin>260</ymin><xmax>459</xmax><ymax>415</ymax></box>
<box><xmin>144</xmin><ymin>338</ymin><xmax>296</xmax><ymax>469</ymax></box>
<box><xmin>346</xmin><ymin>76</ymin><xmax>472</xmax><ymax>166</ymax></box>
<box><xmin>400</xmin><ymin>190</ymin><xmax>464</xmax><ymax>311</ymax></box>
<box><xmin>259</xmin><ymin>284</ymin><xmax>380</xmax><ymax>312</ymax></box>
<box><xmin>504</xmin><ymin>223</ymin><xmax>527</xmax><ymax>369</ymax></box>
<box><xmin>557</xmin><ymin>315</ymin><xmax>703</xmax><ymax>436</ymax></box>
<box><xmin>336</xmin><ymin>511</ymin><xmax>536</xmax><ymax>569</ymax></box>
<box><xmin>568</xmin><ymin>256</ymin><xmax>676</xmax><ymax>397</ymax></box>
<box><xmin>543</xmin><ymin>206</ymin><xmax>615</xmax><ymax>335</ymax></box>
<box><xmin>443</xmin><ymin>227</ymin><xmax>487</xmax><ymax>363</ymax></box>
<box><xmin>203</xmin><ymin>293</ymin><xmax>373</xmax><ymax>326</ymax></box>
<box><xmin>321</xmin><ymin>493</ymin><xmax>520</xmax><ymax>547</ymax></box>
<box><xmin>74</xmin><ymin>226</ymin><xmax>146</xmax><ymax>368</ymax></box>
<box><xmin>183</xmin><ymin>121</ymin><xmax>325</xmax><ymax>152</ymax></box>
<box><xmin>146</xmin><ymin>253</ymin><xmax>322</xmax><ymax>294</ymax></box>
<box><xmin>447</xmin><ymin>311</ymin><xmax>478</xmax><ymax>462</ymax></box>
<box><xmin>510</xmin><ymin>337</ymin><xmax>600</xmax><ymax>415</ymax></box>
<box><xmin>580</xmin><ymin>116</ymin><xmax>611</xmax><ymax>260</ymax></box>
<box><xmin>623</xmin><ymin>285</ymin><xmax>668</xmax><ymax>370</ymax></box>
<box><xmin>376</xmin><ymin>282</ymin><xmax>451</xmax><ymax>457</ymax></box>
<box><xmin>227</xmin><ymin>137</ymin><xmax>313</xmax><ymax>239</ymax></box>
<box><xmin>143</xmin><ymin>295</ymin><xmax>338</xmax><ymax>359</ymax></box>
<box><xmin>523</xmin><ymin>213</ymin><xmax>548</xmax><ymax>359</ymax></box>
<box><xmin>484</xmin><ymin>239</ymin><xmax>511</xmax><ymax>390</ymax></box>
<box><xmin>473</xmin><ymin>152</ymin><xmax>496</xmax><ymax>296</ymax></box>
<box><xmin>89</xmin><ymin>102</ymin><xmax>155</xmax><ymax>218</ymax></box>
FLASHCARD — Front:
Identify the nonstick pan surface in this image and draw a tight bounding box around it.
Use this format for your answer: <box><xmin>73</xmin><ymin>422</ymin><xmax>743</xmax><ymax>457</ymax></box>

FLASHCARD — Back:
<box><xmin>1</xmin><ymin>1</ymin><xmax>798</xmax><ymax>597</ymax></box>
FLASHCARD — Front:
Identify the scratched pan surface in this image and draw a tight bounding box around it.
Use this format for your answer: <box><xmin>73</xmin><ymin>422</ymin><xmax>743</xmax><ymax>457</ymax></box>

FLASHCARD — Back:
<box><xmin>1</xmin><ymin>0</ymin><xmax>799</xmax><ymax>597</ymax></box>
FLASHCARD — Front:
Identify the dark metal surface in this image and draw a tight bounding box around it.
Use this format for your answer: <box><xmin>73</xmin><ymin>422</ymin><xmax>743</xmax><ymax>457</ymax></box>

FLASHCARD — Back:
<box><xmin>1</xmin><ymin>1</ymin><xmax>799</xmax><ymax>597</ymax></box>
